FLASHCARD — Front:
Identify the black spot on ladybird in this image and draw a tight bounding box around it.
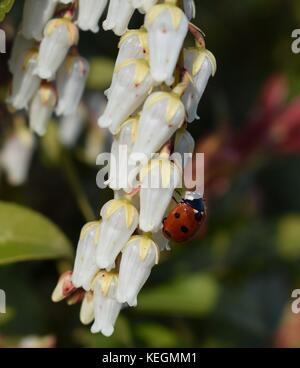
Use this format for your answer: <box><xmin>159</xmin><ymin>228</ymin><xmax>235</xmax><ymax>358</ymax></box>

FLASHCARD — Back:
<box><xmin>174</xmin><ymin>213</ymin><xmax>180</xmax><ymax>219</ymax></box>
<box><xmin>181</xmin><ymin>226</ymin><xmax>189</xmax><ymax>233</ymax></box>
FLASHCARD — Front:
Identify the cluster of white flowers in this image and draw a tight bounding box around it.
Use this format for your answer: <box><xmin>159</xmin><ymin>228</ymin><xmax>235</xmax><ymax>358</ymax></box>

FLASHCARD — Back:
<box><xmin>51</xmin><ymin>0</ymin><xmax>216</xmax><ymax>337</ymax></box>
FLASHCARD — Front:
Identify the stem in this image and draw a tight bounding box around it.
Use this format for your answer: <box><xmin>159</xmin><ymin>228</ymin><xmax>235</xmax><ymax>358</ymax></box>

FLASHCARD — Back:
<box><xmin>62</xmin><ymin>151</ymin><xmax>96</xmax><ymax>222</ymax></box>
<box><xmin>189</xmin><ymin>22</ymin><xmax>206</xmax><ymax>48</ymax></box>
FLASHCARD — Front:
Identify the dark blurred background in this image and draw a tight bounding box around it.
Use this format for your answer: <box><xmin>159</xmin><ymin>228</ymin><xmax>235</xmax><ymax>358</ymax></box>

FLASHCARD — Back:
<box><xmin>1</xmin><ymin>0</ymin><xmax>300</xmax><ymax>348</ymax></box>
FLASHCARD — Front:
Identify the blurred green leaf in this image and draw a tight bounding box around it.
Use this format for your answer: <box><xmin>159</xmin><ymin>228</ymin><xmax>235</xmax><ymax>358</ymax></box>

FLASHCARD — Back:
<box><xmin>138</xmin><ymin>273</ymin><xmax>219</xmax><ymax>317</ymax></box>
<box><xmin>0</xmin><ymin>0</ymin><xmax>15</xmax><ymax>22</ymax></box>
<box><xmin>0</xmin><ymin>202</ymin><xmax>73</xmax><ymax>265</ymax></box>
<box><xmin>136</xmin><ymin>323</ymin><xmax>180</xmax><ymax>348</ymax></box>
<box><xmin>87</xmin><ymin>57</ymin><xmax>115</xmax><ymax>90</ymax></box>
<box><xmin>277</xmin><ymin>215</ymin><xmax>300</xmax><ymax>260</ymax></box>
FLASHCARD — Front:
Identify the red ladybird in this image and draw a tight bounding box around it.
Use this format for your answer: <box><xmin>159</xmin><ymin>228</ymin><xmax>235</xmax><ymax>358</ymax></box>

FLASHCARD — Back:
<box><xmin>162</xmin><ymin>192</ymin><xmax>206</xmax><ymax>243</ymax></box>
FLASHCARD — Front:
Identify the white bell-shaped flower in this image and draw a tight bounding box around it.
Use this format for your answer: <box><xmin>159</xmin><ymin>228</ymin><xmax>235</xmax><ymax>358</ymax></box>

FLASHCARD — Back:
<box><xmin>103</xmin><ymin>0</ymin><xmax>134</xmax><ymax>36</ymax></box>
<box><xmin>98</xmin><ymin>59</ymin><xmax>153</xmax><ymax>134</ymax></box>
<box><xmin>72</xmin><ymin>221</ymin><xmax>101</xmax><ymax>291</ymax></box>
<box><xmin>107</xmin><ymin>117</ymin><xmax>139</xmax><ymax>192</ymax></box>
<box><xmin>96</xmin><ymin>199</ymin><xmax>139</xmax><ymax>270</ymax></box>
<box><xmin>80</xmin><ymin>291</ymin><xmax>94</xmax><ymax>325</ymax></box>
<box><xmin>35</xmin><ymin>18</ymin><xmax>79</xmax><ymax>80</ymax></box>
<box><xmin>183</xmin><ymin>0</ymin><xmax>196</xmax><ymax>20</ymax></box>
<box><xmin>77</xmin><ymin>0</ymin><xmax>108</xmax><ymax>33</ymax></box>
<box><xmin>56</xmin><ymin>55</ymin><xmax>89</xmax><ymax>116</ymax></box>
<box><xmin>58</xmin><ymin>104</ymin><xmax>87</xmax><ymax>148</ymax></box>
<box><xmin>117</xmin><ymin>235</ymin><xmax>159</xmax><ymax>306</ymax></box>
<box><xmin>91</xmin><ymin>272</ymin><xmax>122</xmax><ymax>337</ymax></box>
<box><xmin>182</xmin><ymin>46</ymin><xmax>217</xmax><ymax>123</ymax></box>
<box><xmin>130</xmin><ymin>91</ymin><xmax>185</xmax><ymax>163</ymax></box>
<box><xmin>8</xmin><ymin>33</ymin><xmax>35</xmax><ymax>74</ymax></box>
<box><xmin>152</xmin><ymin>230</ymin><xmax>170</xmax><ymax>252</ymax></box>
<box><xmin>8</xmin><ymin>49</ymin><xmax>41</xmax><ymax>110</ymax></box>
<box><xmin>29</xmin><ymin>84</ymin><xmax>57</xmax><ymax>136</ymax></box>
<box><xmin>21</xmin><ymin>0</ymin><xmax>57</xmax><ymax>41</ymax></box>
<box><xmin>0</xmin><ymin>125</ymin><xmax>35</xmax><ymax>186</ymax></box>
<box><xmin>145</xmin><ymin>3</ymin><xmax>188</xmax><ymax>85</ymax></box>
<box><xmin>139</xmin><ymin>155</ymin><xmax>181</xmax><ymax>232</ymax></box>
<box><xmin>105</xmin><ymin>29</ymin><xmax>148</xmax><ymax>98</ymax></box>
<box><xmin>129</xmin><ymin>0</ymin><xmax>157</xmax><ymax>14</ymax></box>
<box><xmin>173</xmin><ymin>128</ymin><xmax>195</xmax><ymax>169</ymax></box>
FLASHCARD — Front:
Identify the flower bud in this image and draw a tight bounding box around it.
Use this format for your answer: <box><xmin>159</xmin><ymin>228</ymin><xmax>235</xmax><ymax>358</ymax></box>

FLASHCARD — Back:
<box><xmin>21</xmin><ymin>0</ymin><xmax>57</xmax><ymax>41</ymax></box>
<box><xmin>58</xmin><ymin>104</ymin><xmax>87</xmax><ymax>148</ymax></box>
<box><xmin>8</xmin><ymin>33</ymin><xmax>35</xmax><ymax>74</ymax></box>
<box><xmin>139</xmin><ymin>155</ymin><xmax>181</xmax><ymax>232</ymax></box>
<box><xmin>72</xmin><ymin>221</ymin><xmax>101</xmax><ymax>291</ymax></box>
<box><xmin>29</xmin><ymin>83</ymin><xmax>57</xmax><ymax>136</ymax></box>
<box><xmin>182</xmin><ymin>46</ymin><xmax>217</xmax><ymax>123</ymax></box>
<box><xmin>0</xmin><ymin>125</ymin><xmax>35</xmax><ymax>186</ymax></box>
<box><xmin>130</xmin><ymin>91</ymin><xmax>185</xmax><ymax>162</ymax></box>
<box><xmin>107</xmin><ymin>117</ymin><xmax>139</xmax><ymax>192</ymax></box>
<box><xmin>66</xmin><ymin>289</ymin><xmax>85</xmax><ymax>306</ymax></box>
<box><xmin>145</xmin><ymin>4</ymin><xmax>188</xmax><ymax>84</ymax></box>
<box><xmin>103</xmin><ymin>0</ymin><xmax>134</xmax><ymax>36</ymax></box>
<box><xmin>56</xmin><ymin>55</ymin><xmax>89</xmax><ymax>116</ymax></box>
<box><xmin>173</xmin><ymin>128</ymin><xmax>195</xmax><ymax>168</ymax></box>
<box><xmin>91</xmin><ymin>272</ymin><xmax>122</xmax><ymax>337</ymax></box>
<box><xmin>96</xmin><ymin>199</ymin><xmax>139</xmax><ymax>270</ymax></box>
<box><xmin>98</xmin><ymin>59</ymin><xmax>153</xmax><ymax>134</ymax></box>
<box><xmin>77</xmin><ymin>0</ymin><xmax>108</xmax><ymax>33</ymax></box>
<box><xmin>35</xmin><ymin>18</ymin><xmax>79</xmax><ymax>80</ymax></box>
<box><xmin>129</xmin><ymin>0</ymin><xmax>157</xmax><ymax>14</ymax></box>
<box><xmin>117</xmin><ymin>235</ymin><xmax>159</xmax><ymax>306</ymax></box>
<box><xmin>80</xmin><ymin>291</ymin><xmax>94</xmax><ymax>325</ymax></box>
<box><xmin>52</xmin><ymin>271</ymin><xmax>76</xmax><ymax>302</ymax></box>
<box><xmin>183</xmin><ymin>0</ymin><xmax>196</xmax><ymax>20</ymax></box>
<box><xmin>8</xmin><ymin>49</ymin><xmax>41</xmax><ymax>110</ymax></box>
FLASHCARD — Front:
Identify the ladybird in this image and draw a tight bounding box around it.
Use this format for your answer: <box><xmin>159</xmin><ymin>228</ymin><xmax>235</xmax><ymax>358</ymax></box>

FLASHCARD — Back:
<box><xmin>162</xmin><ymin>192</ymin><xmax>206</xmax><ymax>243</ymax></box>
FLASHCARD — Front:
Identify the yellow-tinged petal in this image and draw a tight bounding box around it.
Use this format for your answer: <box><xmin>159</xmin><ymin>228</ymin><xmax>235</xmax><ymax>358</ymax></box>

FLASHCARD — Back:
<box><xmin>118</xmin><ymin>29</ymin><xmax>149</xmax><ymax>55</ymax></box>
<box><xmin>191</xmin><ymin>47</ymin><xmax>217</xmax><ymax>77</ymax></box>
<box><xmin>115</xmin><ymin>59</ymin><xmax>150</xmax><ymax>85</ymax></box>
<box><xmin>146</xmin><ymin>4</ymin><xmax>184</xmax><ymax>29</ymax></box>
<box><xmin>126</xmin><ymin>235</ymin><xmax>160</xmax><ymax>264</ymax></box>
<box><xmin>103</xmin><ymin>199</ymin><xmax>137</xmax><ymax>228</ymax></box>
<box><xmin>44</xmin><ymin>19</ymin><xmax>79</xmax><ymax>46</ymax></box>
<box><xmin>145</xmin><ymin>92</ymin><xmax>182</xmax><ymax>125</ymax></box>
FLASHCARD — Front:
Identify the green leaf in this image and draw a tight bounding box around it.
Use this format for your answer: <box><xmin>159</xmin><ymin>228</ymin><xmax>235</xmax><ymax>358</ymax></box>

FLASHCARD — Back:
<box><xmin>0</xmin><ymin>0</ymin><xmax>15</xmax><ymax>22</ymax></box>
<box><xmin>87</xmin><ymin>57</ymin><xmax>115</xmax><ymax>90</ymax></box>
<box><xmin>138</xmin><ymin>273</ymin><xmax>219</xmax><ymax>317</ymax></box>
<box><xmin>277</xmin><ymin>215</ymin><xmax>300</xmax><ymax>260</ymax></box>
<box><xmin>0</xmin><ymin>202</ymin><xmax>73</xmax><ymax>265</ymax></box>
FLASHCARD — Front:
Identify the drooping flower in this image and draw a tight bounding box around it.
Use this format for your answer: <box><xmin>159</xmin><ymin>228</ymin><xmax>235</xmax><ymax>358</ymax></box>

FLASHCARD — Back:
<box><xmin>96</xmin><ymin>199</ymin><xmax>139</xmax><ymax>270</ymax></box>
<box><xmin>105</xmin><ymin>29</ymin><xmax>148</xmax><ymax>98</ymax></box>
<box><xmin>0</xmin><ymin>123</ymin><xmax>35</xmax><ymax>186</ymax></box>
<box><xmin>29</xmin><ymin>83</ymin><xmax>57</xmax><ymax>136</ymax></box>
<box><xmin>98</xmin><ymin>59</ymin><xmax>153</xmax><ymax>134</ymax></box>
<box><xmin>129</xmin><ymin>0</ymin><xmax>158</xmax><ymax>14</ymax></box>
<box><xmin>35</xmin><ymin>17</ymin><xmax>79</xmax><ymax>80</ymax></box>
<box><xmin>173</xmin><ymin>127</ymin><xmax>195</xmax><ymax>168</ymax></box>
<box><xmin>130</xmin><ymin>91</ymin><xmax>185</xmax><ymax>163</ymax></box>
<box><xmin>145</xmin><ymin>3</ymin><xmax>188</xmax><ymax>84</ymax></box>
<box><xmin>107</xmin><ymin>117</ymin><xmax>139</xmax><ymax>192</ymax></box>
<box><xmin>103</xmin><ymin>0</ymin><xmax>135</xmax><ymax>36</ymax></box>
<box><xmin>58</xmin><ymin>104</ymin><xmax>87</xmax><ymax>148</ymax></box>
<box><xmin>77</xmin><ymin>0</ymin><xmax>108</xmax><ymax>33</ymax></box>
<box><xmin>91</xmin><ymin>272</ymin><xmax>122</xmax><ymax>337</ymax></box>
<box><xmin>56</xmin><ymin>54</ymin><xmax>89</xmax><ymax>116</ymax></box>
<box><xmin>8</xmin><ymin>33</ymin><xmax>35</xmax><ymax>74</ymax></box>
<box><xmin>21</xmin><ymin>0</ymin><xmax>57</xmax><ymax>41</ymax></box>
<box><xmin>139</xmin><ymin>155</ymin><xmax>181</xmax><ymax>232</ymax></box>
<box><xmin>51</xmin><ymin>271</ymin><xmax>76</xmax><ymax>303</ymax></box>
<box><xmin>80</xmin><ymin>291</ymin><xmax>94</xmax><ymax>325</ymax></box>
<box><xmin>117</xmin><ymin>235</ymin><xmax>159</xmax><ymax>306</ymax></box>
<box><xmin>182</xmin><ymin>46</ymin><xmax>217</xmax><ymax>123</ymax></box>
<box><xmin>72</xmin><ymin>221</ymin><xmax>101</xmax><ymax>291</ymax></box>
<box><xmin>183</xmin><ymin>0</ymin><xmax>196</xmax><ymax>20</ymax></box>
<box><xmin>7</xmin><ymin>49</ymin><xmax>41</xmax><ymax>110</ymax></box>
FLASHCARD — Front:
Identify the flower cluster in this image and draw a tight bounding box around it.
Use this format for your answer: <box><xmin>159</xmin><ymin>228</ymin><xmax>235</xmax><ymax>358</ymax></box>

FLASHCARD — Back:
<box><xmin>52</xmin><ymin>0</ymin><xmax>216</xmax><ymax>336</ymax></box>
